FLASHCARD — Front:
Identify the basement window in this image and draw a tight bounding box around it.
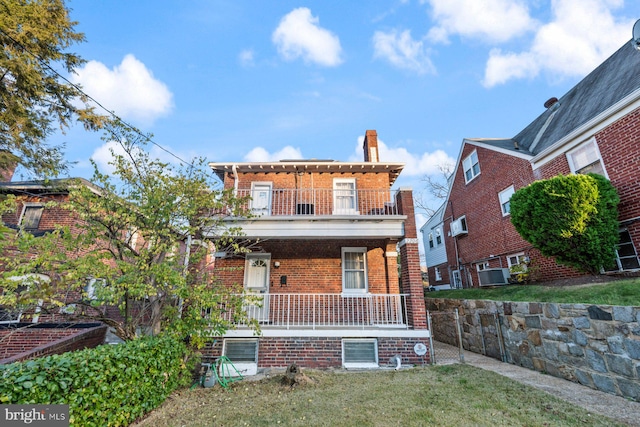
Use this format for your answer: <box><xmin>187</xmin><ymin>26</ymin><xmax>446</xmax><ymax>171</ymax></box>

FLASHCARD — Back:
<box><xmin>223</xmin><ymin>339</ymin><xmax>259</xmax><ymax>376</ymax></box>
<box><xmin>342</xmin><ymin>339</ymin><xmax>378</xmax><ymax>368</ymax></box>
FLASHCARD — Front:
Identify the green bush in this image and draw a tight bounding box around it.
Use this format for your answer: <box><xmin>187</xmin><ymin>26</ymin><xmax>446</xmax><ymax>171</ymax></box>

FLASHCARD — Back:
<box><xmin>0</xmin><ymin>335</ymin><xmax>196</xmax><ymax>426</ymax></box>
<box><xmin>510</xmin><ymin>173</ymin><xmax>619</xmax><ymax>274</ymax></box>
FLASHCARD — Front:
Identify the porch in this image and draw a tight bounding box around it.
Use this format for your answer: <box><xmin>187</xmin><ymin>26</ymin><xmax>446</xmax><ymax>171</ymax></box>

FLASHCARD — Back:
<box><xmin>217</xmin><ymin>293</ymin><xmax>410</xmax><ymax>330</ymax></box>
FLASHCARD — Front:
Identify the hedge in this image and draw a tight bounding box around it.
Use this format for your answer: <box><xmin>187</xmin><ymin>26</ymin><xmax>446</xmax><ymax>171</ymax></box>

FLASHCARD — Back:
<box><xmin>0</xmin><ymin>335</ymin><xmax>196</xmax><ymax>426</ymax></box>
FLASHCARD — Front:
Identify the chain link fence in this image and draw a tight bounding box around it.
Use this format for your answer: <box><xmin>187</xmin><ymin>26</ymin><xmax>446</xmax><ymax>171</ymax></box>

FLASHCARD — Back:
<box><xmin>427</xmin><ymin>309</ymin><xmax>464</xmax><ymax>365</ymax></box>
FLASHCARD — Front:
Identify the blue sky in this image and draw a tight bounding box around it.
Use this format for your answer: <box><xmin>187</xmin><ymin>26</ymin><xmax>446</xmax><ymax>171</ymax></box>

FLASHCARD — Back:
<box><xmin>40</xmin><ymin>0</ymin><xmax>640</xmax><ymax>225</ymax></box>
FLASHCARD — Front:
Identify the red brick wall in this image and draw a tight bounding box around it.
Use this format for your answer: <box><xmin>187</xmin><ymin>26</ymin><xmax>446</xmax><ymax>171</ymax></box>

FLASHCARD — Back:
<box><xmin>0</xmin><ymin>324</ymin><xmax>107</xmax><ymax>364</ymax></box>
<box><xmin>427</xmin><ymin>263</ymin><xmax>450</xmax><ymax>286</ymax></box>
<box><xmin>203</xmin><ymin>336</ymin><xmax>431</xmax><ymax>369</ymax></box>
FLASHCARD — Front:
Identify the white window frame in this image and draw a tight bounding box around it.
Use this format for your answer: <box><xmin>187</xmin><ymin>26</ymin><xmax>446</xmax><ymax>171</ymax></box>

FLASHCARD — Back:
<box><xmin>507</xmin><ymin>253</ymin><xmax>527</xmax><ymax>269</ymax></box>
<box><xmin>476</xmin><ymin>262</ymin><xmax>489</xmax><ymax>272</ymax></box>
<box><xmin>435</xmin><ymin>228</ymin><xmax>442</xmax><ymax>246</ymax></box>
<box><xmin>428</xmin><ymin>233</ymin><xmax>434</xmax><ymax>249</ymax></box>
<box><xmin>250</xmin><ymin>182</ymin><xmax>273</xmax><ymax>216</ymax></box>
<box><xmin>499</xmin><ymin>185</ymin><xmax>515</xmax><ymax>216</ymax></box>
<box><xmin>19</xmin><ymin>203</ymin><xmax>44</xmax><ymax>230</ymax></box>
<box><xmin>333</xmin><ymin>178</ymin><xmax>358</xmax><ymax>215</ymax></box>
<box><xmin>222</xmin><ymin>338</ymin><xmax>259</xmax><ymax>376</ymax></box>
<box><xmin>462</xmin><ymin>150</ymin><xmax>480</xmax><ymax>183</ymax></box>
<box><xmin>341</xmin><ymin>247</ymin><xmax>368</xmax><ymax>294</ymax></box>
<box><xmin>566</xmin><ymin>138</ymin><xmax>608</xmax><ymax>177</ymax></box>
<box><xmin>342</xmin><ymin>338</ymin><xmax>378</xmax><ymax>369</ymax></box>
<box><xmin>434</xmin><ymin>267</ymin><xmax>442</xmax><ymax>281</ymax></box>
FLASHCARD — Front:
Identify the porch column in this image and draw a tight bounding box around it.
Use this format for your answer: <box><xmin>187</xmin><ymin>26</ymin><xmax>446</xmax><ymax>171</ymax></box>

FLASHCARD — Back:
<box><xmin>385</xmin><ymin>240</ymin><xmax>399</xmax><ymax>294</ymax></box>
<box><xmin>395</xmin><ymin>188</ymin><xmax>428</xmax><ymax>329</ymax></box>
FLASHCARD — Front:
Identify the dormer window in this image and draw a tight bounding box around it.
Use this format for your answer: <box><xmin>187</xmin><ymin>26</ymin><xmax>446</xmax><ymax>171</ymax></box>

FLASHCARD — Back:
<box><xmin>463</xmin><ymin>150</ymin><xmax>480</xmax><ymax>183</ymax></box>
<box><xmin>20</xmin><ymin>204</ymin><xmax>44</xmax><ymax>230</ymax></box>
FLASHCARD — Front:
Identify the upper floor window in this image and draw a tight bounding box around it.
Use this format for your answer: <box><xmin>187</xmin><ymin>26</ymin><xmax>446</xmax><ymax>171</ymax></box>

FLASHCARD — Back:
<box><xmin>566</xmin><ymin>139</ymin><xmax>606</xmax><ymax>176</ymax></box>
<box><xmin>498</xmin><ymin>185</ymin><xmax>515</xmax><ymax>216</ymax></box>
<box><xmin>20</xmin><ymin>204</ymin><xmax>44</xmax><ymax>230</ymax></box>
<box><xmin>463</xmin><ymin>150</ymin><xmax>480</xmax><ymax>183</ymax></box>
<box><xmin>333</xmin><ymin>179</ymin><xmax>358</xmax><ymax>215</ymax></box>
<box><xmin>428</xmin><ymin>233</ymin><xmax>434</xmax><ymax>248</ymax></box>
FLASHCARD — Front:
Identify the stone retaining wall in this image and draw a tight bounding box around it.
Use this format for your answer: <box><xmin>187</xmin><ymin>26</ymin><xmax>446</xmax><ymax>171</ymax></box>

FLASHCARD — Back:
<box><xmin>426</xmin><ymin>298</ymin><xmax>640</xmax><ymax>401</ymax></box>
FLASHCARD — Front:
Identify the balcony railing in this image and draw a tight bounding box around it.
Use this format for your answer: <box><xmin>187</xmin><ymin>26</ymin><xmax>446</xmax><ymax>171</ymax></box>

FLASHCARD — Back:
<box><xmin>218</xmin><ymin>293</ymin><xmax>409</xmax><ymax>329</ymax></box>
<box><xmin>234</xmin><ymin>188</ymin><xmax>399</xmax><ymax>217</ymax></box>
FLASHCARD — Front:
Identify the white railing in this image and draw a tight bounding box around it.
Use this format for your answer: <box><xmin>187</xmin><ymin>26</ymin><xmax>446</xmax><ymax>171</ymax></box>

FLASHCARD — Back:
<box><xmin>234</xmin><ymin>188</ymin><xmax>399</xmax><ymax>217</ymax></box>
<box><xmin>217</xmin><ymin>293</ymin><xmax>409</xmax><ymax>329</ymax></box>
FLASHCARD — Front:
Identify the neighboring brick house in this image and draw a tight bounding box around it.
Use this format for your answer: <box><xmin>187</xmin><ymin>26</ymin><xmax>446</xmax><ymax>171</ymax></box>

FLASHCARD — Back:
<box><xmin>206</xmin><ymin>130</ymin><xmax>429</xmax><ymax>372</ymax></box>
<box><xmin>422</xmin><ymin>40</ymin><xmax>640</xmax><ymax>288</ymax></box>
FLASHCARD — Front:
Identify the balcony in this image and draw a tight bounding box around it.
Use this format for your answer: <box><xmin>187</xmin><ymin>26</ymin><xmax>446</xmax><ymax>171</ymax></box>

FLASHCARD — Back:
<box><xmin>235</xmin><ymin>188</ymin><xmax>399</xmax><ymax>217</ymax></box>
<box><xmin>217</xmin><ymin>293</ymin><xmax>409</xmax><ymax>330</ymax></box>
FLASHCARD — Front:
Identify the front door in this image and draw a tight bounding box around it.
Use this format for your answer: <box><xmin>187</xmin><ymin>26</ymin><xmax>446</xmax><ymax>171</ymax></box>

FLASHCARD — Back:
<box><xmin>250</xmin><ymin>183</ymin><xmax>272</xmax><ymax>216</ymax></box>
<box><xmin>244</xmin><ymin>254</ymin><xmax>270</xmax><ymax>322</ymax></box>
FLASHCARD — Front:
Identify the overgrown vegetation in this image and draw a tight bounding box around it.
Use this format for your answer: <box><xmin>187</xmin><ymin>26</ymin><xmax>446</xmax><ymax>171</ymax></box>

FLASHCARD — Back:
<box><xmin>0</xmin><ymin>336</ymin><xmax>195</xmax><ymax>427</ymax></box>
<box><xmin>132</xmin><ymin>365</ymin><xmax>622</xmax><ymax>427</ymax></box>
<box><xmin>510</xmin><ymin>173</ymin><xmax>619</xmax><ymax>274</ymax></box>
<box><xmin>427</xmin><ymin>278</ymin><xmax>640</xmax><ymax>306</ymax></box>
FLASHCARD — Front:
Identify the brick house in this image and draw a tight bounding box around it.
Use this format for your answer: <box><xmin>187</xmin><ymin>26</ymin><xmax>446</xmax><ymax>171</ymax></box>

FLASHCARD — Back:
<box><xmin>206</xmin><ymin>130</ymin><xmax>429</xmax><ymax>372</ymax></box>
<box><xmin>422</xmin><ymin>39</ymin><xmax>640</xmax><ymax>288</ymax></box>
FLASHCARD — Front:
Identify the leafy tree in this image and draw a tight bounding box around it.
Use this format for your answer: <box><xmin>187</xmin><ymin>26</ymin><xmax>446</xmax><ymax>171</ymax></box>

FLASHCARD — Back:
<box><xmin>510</xmin><ymin>173</ymin><xmax>619</xmax><ymax>275</ymax></box>
<box><xmin>0</xmin><ymin>121</ymin><xmax>253</xmax><ymax>344</ymax></box>
<box><xmin>0</xmin><ymin>0</ymin><xmax>104</xmax><ymax>177</ymax></box>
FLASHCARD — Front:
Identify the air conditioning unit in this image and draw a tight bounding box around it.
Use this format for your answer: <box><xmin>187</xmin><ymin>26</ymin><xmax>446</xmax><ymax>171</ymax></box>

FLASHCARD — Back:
<box><xmin>450</xmin><ymin>217</ymin><xmax>468</xmax><ymax>237</ymax></box>
<box><xmin>478</xmin><ymin>268</ymin><xmax>510</xmax><ymax>286</ymax></box>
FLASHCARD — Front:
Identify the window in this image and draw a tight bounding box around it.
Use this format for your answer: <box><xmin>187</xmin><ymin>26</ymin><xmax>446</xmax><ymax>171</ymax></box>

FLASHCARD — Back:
<box><xmin>507</xmin><ymin>253</ymin><xmax>527</xmax><ymax>269</ymax></box>
<box><xmin>20</xmin><ymin>204</ymin><xmax>44</xmax><ymax>230</ymax></box>
<box><xmin>435</xmin><ymin>228</ymin><xmax>442</xmax><ymax>245</ymax></box>
<box><xmin>223</xmin><ymin>339</ymin><xmax>258</xmax><ymax>376</ymax></box>
<box><xmin>476</xmin><ymin>262</ymin><xmax>489</xmax><ymax>272</ymax></box>
<box><xmin>450</xmin><ymin>216</ymin><xmax>468</xmax><ymax>237</ymax></box>
<box><xmin>342</xmin><ymin>247</ymin><xmax>368</xmax><ymax>293</ymax></box>
<box><xmin>606</xmin><ymin>230</ymin><xmax>640</xmax><ymax>271</ymax></box>
<box><xmin>250</xmin><ymin>182</ymin><xmax>273</xmax><ymax>216</ymax></box>
<box><xmin>499</xmin><ymin>186</ymin><xmax>515</xmax><ymax>216</ymax></box>
<box><xmin>435</xmin><ymin>267</ymin><xmax>442</xmax><ymax>281</ymax></box>
<box><xmin>463</xmin><ymin>150</ymin><xmax>480</xmax><ymax>183</ymax></box>
<box><xmin>333</xmin><ymin>178</ymin><xmax>358</xmax><ymax>214</ymax></box>
<box><xmin>428</xmin><ymin>233</ymin><xmax>434</xmax><ymax>249</ymax></box>
<box><xmin>342</xmin><ymin>339</ymin><xmax>378</xmax><ymax>368</ymax></box>
<box><xmin>567</xmin><ymin>139</ymin><xmax>606</xmax><ymax>176</ymax></box>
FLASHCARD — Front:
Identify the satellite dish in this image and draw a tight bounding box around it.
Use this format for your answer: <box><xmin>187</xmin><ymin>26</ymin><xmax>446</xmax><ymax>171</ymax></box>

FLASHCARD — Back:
<box><xmin>414</xmin><ymin>342</ymin><xmax>427</xmax><ymax>356</ymax></box>
<box><xmin>632</xmin><ymin>19</ymin><xmax>640</xmax><ymax>51</ymax></box>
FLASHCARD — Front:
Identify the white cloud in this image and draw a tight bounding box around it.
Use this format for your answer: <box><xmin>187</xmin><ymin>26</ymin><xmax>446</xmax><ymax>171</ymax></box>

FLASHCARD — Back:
<box><xmin>482</xmin><ymin>0</ymin><xmax>633</xmax><ymax>87</ymax></box>
<box><xmin>272</xmin><ymin>7</ymin><xmax>343</xmax><ymax>67</ymax></box>
<box><xmin>373</xmin><ymin>30</ymin><xmax>436</xmax><ymax>74</ymax></box>
<box><xmin>425</xmin><ymin>0</ymin><xmax>536</xmax><ymax>44</ymax></box>
<box><xmin>243</xmin><ymin>146</ymin><xmax>304</xmax><ymax>162</ymax></box>
<box><xmin>91</xmin><ymin>140</ymin><xmax>182</xmax><ymax>175</ymax></box>
<box><xmin>239</xmin><ymin>49</ymin><xmax>255</xmax><ymax>67</ymax></box>
<box><xmin>72</xmin><ymin>54</ymin><xmax>173</xmax><ymax>125</ymax></box>
<box><xmin>350</xmin><ymin>136</ymin><xmax>455</xmax><ymax>177</ymax></box>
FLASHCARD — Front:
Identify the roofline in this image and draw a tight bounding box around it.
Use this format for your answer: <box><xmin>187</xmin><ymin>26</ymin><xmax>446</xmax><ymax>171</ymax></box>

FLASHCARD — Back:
<box><xmin>0</xmin><ymin>177</ymin><xmax>103</xmax><ymax>196</ymax></box>
<box><xmin>530</xmin><ymin>87</ymin><xmax>640</xmax><ymax>170</ymax></box>
<box><xmin>463</xmin><ymin>139</ymin><xmax>534</xmax><ymax>160</ymax></box>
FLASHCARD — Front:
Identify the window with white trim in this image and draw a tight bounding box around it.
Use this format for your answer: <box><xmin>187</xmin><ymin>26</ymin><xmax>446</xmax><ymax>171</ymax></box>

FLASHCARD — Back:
<box><xmin>435</xmin><ymin>267</ymin><xmax>442</xmax><ymax>281</ymax></box>
<box><xmin>428</xmin><ymin>233</ymin><xmax>434</xmax><ymax>249</ymax></box>
<box><xmin>342</xmin><ymin>247</ymin><xmax>368</xmax><ymax>293</ymax></box>
<box><xmin>333</xmin><ymin>178</ymin><xmax>358</xmax><ymax>214</ymax></box>
<box><xmin>476</xmin><ymin>262</ymin><xmax>489</xmax><ymax>272</ymax></box>
<box><xmin>566</xmin><ymin>139</ymin><xmax>606</xmax><ymax>176</ymax></box>
<box><xmin>463</xmin><ymin>150</ymin><xmax>480</xmax><ymax>183</ymax></box>
<box><xmin>223</xmin><ymin>338</ymin><xmax>259</xmax><ymax>376</ymax></box>
<box><xmin>606</xmin><ymin>230</ymin><xmax>640</xmax><ymax>271</ymax></box>
<box><xmin>499</xmin><ymin>185</ymin><xmax>515</xmax><ymax>216</ymax></box>
<box><xmin>507</xmin><ymin>253</ymin><xmax>527</xmax><ymax>269</ymax></box>
<box><xmin>20</xmin><ymin>204</ymin><xmax>44</xmax><ymax>230</ymax></box>
<box><xmin>435</xmin><ymin>228</ymin><xmax>442</xmax><ymax>245</ymax></box>
<box><xmin>342</xmin><ymin>339</ymin><xmax>378</xmax><ymax>368</ymax></box>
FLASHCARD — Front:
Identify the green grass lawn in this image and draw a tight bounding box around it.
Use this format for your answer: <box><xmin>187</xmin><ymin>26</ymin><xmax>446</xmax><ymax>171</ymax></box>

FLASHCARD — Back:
<box><xmin>132</xmin><ymin>365</ymin><xmax>624</xmax><ymax>427</ymax></box>
<box><xmin>427</xmin><ymin>278</ymin><xmax>640</xmax><ymax>306</ymax></box>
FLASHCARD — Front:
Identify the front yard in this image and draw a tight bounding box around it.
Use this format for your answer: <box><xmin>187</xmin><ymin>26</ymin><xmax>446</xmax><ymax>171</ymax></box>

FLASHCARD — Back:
<box><xmin>132</xmin><ymin>364</ymin><xmax>623</xmax><ymax>426</ymax></box>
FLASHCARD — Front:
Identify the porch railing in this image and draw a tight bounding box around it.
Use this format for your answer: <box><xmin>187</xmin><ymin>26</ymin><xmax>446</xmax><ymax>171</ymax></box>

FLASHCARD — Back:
<box><xmin>234</xmin><ymin>188</ymin><xmax>399</xmax><ymax>217</ymax></box>
<box><xmin>218</xmin><ymin>293</ymin><xmax>409</xmax><ymax>329</ymax></box>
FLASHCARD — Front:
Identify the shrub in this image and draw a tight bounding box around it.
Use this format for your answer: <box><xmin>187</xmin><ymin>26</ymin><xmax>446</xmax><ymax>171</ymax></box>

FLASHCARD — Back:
<box><xmin>0</xmin><ymin>335</ymin><xmax>196</xmax><ymax>426</ymax></box>
<box><xmin>510</xmin><ymin>173</ymin><xmax>619</xmax><ymax>275</ymax></box>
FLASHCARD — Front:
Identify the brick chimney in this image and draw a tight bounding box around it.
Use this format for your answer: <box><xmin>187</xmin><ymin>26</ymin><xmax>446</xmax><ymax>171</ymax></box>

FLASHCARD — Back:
<box><xmin>363</xmin><ymin>130</ymin><xmax>379</xmax><ymax>162</ymax></box>
<box><xmin>0</xmin><ymin>150</ymin><xmax>17</xmax><ymax>182</ymax></box>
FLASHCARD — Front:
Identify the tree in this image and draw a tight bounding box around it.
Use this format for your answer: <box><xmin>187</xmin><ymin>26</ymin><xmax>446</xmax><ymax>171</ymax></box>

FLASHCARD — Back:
<box><xmin>510</xmin><ymin>173</ymin><xmax>619</xmax><ymax>275</ymax></box>
<box><xmin>0</xmin><ymin>0</ymin><xmax>104</xmax><ymax>177</ymax></box>
<box><xmin>0</xmin><ymin>121</ymin><xmax>253</xmax><ymax>344</ymax></box>
<box><xmin>416</xmin><ymin>164</ymin><xmax>453</xmax><ymax>217</ymax></box>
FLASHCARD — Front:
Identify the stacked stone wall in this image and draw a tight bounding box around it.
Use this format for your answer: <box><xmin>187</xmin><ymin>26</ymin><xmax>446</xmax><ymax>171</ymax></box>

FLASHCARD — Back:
<box><xmin>426</xmin><ymin>298</ymin><xmax>640</xmax><ymax>401</ymax></box>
